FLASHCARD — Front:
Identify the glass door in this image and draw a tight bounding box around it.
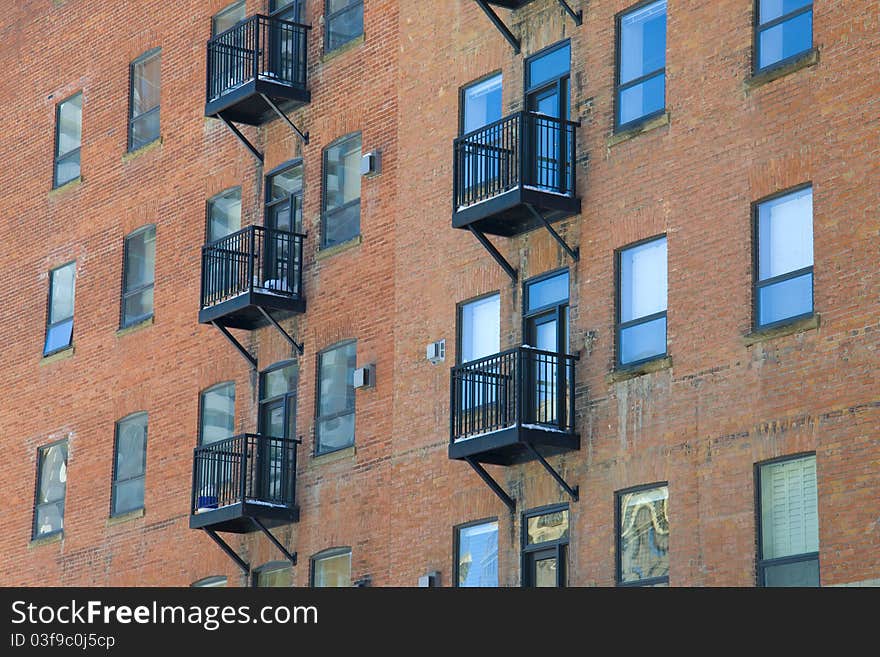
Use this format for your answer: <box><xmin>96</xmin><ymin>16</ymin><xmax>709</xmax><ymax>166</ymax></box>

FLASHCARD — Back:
<box><xmin>525</xmin><ymin>42</ymin><xmax>570</xmax><ymax>192</ymax></box>
<box><xmin>269</xmin><ymin>0</ymin><xmax>304</xmax><ymax>82</ymax></box>
<box><xmin>258</xmin><ymin>363</ymin><xmax>297</xmax><ymax>503</ymax></box>
<box><xmin>264</xmin><ymin>163</ymin><xmax>303</xmax><ymax>293</ymax></box>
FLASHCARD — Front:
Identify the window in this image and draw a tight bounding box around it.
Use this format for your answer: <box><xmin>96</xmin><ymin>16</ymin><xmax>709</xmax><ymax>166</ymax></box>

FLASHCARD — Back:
<box><xmin>325</xmin><ymin>0</ymin><xmax>363</xmax><ymax>52</ymax></box>
<box><xmin>755</xmin><ymin>1</ymin><xmax>813</xmax><ymax>72</ymax></box>
<box><xmin>522</xmin><ymin>506</ymin><xmax>569</xmax><ymax>587</ymax></box>
<box><xmin>322</xmin><ymin>133</ymin><xmax>361</xmax><ymax>248</ymax></box>
<box><xmin>54</xmin><ymin>93</ymin><xmax>82</xmax><ymax>187</ymax></box>
<box><xmin>616</xmin><ymin>236</ymin><xmax>667</xmax><ymax>367</ymax></box>
<box><xmin>44</xmin><ymin>262</ymin><xmax>76</xmax><ymax>356</ymax></box>
<box><xmin>254</xmin><ymin>562</ymin><xmax>293</xmax><ymax>587</ymax></box>
<box><xmin>455</xmin><ymin>520</ymin><xmax>498</xmax><ymax>587</ymax></box>
<box><xmin>461</xmin><ymin>73</ymin><xmax>502</xmax><ymax>135</ymax></box>
<box><xmin>524</xmin><ymin>271</ymin><xmax>570</xmax><ymax>425</ymax></box>
<box><xmin>259</xmin><ymin>362</ymin><xmax>297</xmax><ymax>501</ymax></box>
<box><xmin>615</xmin><ymin>0</ymin><xmax>667</xmax><ymax>130</ymax></box>
<box><xmin>266</xmin><ymin>162</ymin><xmax>304</xmax><ymax>235</ymax></box>
<box><xmin>121</xmin><ymin>225</ymin><xmax>156</xmax><ymax>328</ymax></box>
<box><xmin>112</xmin><ymin>412</ymin><xmax>147</xmax><ymax>516</ymax></box>
<box><xmin>129</xmin><ymin>49</ymin><xmax>161</xmax><ymax>151</ymax></box>
<box><xmin>457</xmin><ymin>294</ymin><xmax>501</xmax><ymax>410</ymax></box>
<box><xmin>311</xmin><ymin>548</ymin><xmax>352</xmax><ymax>587</ymax></box>
<box><xmin>212</xmin><ymin>1</ymin><xmax>245</xmax><ymax>35</ymax></box>
<box><xmin>206</xmin><ymin>188</ymin><xmax>241</xmax><ymax>243</ymax></box>
<box><xmin>33</xmin><ymin>441</ymin><xmax>68</xmax><ymax>539</ymax></box>
<box><xmin>617</xmin><ymin>484</ymin><xmax>669</xmax><ymax>586</ymax></box>
<box><xmin>525</xmin><ymin>42</ymin><xmax>571</xmax><ymax>191</ymax></box>
<box><xmin>755</xmin><ymin>186</ymin><xmax>813</xmax><ymax>329</ymax></box>
<box><xmin>757</xmin><ymin>454</ymin><xmax>819</xmax><ymax>587</ymax></box>
<box><xmin>199</xmin><ymin>383</ymin><xmax>235</xmax><ymax>445</ymax></box>
<box><xmin>192</xmin><ymin>576</ymin><xmax>227</xmax><ymax>587</ymax></box>
<box><xmin>315</xmin><ymin>342</ymin><xmax>356</xmax><ymax>454</ymax></box>
<box><xmin>459</xmin><ymin>74</ymin><xmax>503</xmax><ymax>196</ymax></box>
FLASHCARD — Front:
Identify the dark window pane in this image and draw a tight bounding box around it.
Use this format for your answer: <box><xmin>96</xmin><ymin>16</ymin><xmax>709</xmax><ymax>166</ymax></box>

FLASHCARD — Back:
<box><xmin>322</xmin><ymin>203</ymin><xmax>360</xmax><ymax>248</ymax></box>
<box><xmin>130</xmin><ymin>110</ymin><xmax>160</xmax><ymax>150</ymax></box>
<box><xmin>113</xmin><ymin>477</ymin><xmax>145</xmax><ymax>515</ymax></box>
<box><xmin>212</xmin><ymin>1</ymin><xmax>246</xmax><ymax>35</ymax></box>
<box><xmin>327</xmin><ymin>3</ymin><xmax>363</xmax><ymax>51</ymax></box>
<box><xmin>527</xmin><ymin>271</ymin><xmax>569</xmax><ymax>312</ymax></box>
<box><xmin>620</xmin><ymin>316</ymin><xmax>667</xmax><ymax>365</ymax></box>
<box><xmin>262</xmin><ymin>364</ymin><xmax>297</xmax><ymax>401</ymax></box>
<box><xmin>528</xmin><ymin>43</ymin><xmax>570</xmax><ymax>88</ymax></box>
<box><xmin>317</xmin><ymin>343</ymin><xmax>356</xmax><ymax>452</ymax></box>
<box><xmin>125</xmin><ymin>227</ymin><xmax>156</xmax><ymax>292</ymax></box>
<box><xmin>619</xmin><ymin>0</ymin><xmax>667</xmax><ymax>84</ymax></box>
<box><xmin>618</xmin><ymin>73</ymin><xmax>665</xmax><ymax>127</ymax></box>
<box><xmin>457</xmin><ymin>522</ymin><xmax>498</xmax><ymax>587</ymax></box>
<box><xmin>115</xmin><ymin>416</ymin><xmax>147</xmax><ymax>481</ymax></box>
<box><xmin>759</xmin><ymin>11</ymin><xmax>812</xmax><ymax>69</ymax></box>
<box><xmin>317</xmin><ymin>414</ymin><xmax>355</xmax><ymax>452</ymax></box>
<box><xmin>759</xmin><ymin>0</ymin><xmax>812</xmax><ymax>25</ymax></box>
<box><xmin>57</xmin><ymin>94</ymin><xmax>82</xmax><ymax>158</ymax></box>
<box><xmin>132</xmin><ymin>53</ymin><xmax>161</xmax><ymax>116</ymax></box>
<box><xmin>758</xmin><ymin>273</ymin><xmax>812</xmax><ymax>326</ymax></box>
<box><xmin>763</xmin><ymin>558</ymin><xmax>819</xmax><ymax>587</ymax></box>
<box><xmin>123</xmin><ymin>288</ymin><xmax>154</xmax><ymax>323</ymax></box>
<box><xmin>201</xmin><ymin>383</ymin><xmax>236</xmax><ymax>445</ymax></box>
<box><xmin>323</xmin><ymin>134</ymin><xmax>361</xmax><ymax>248</ymax></box>
<box><xmin>207</xmin><ymin>188</ymin><xmax>241</xmax><ymax>243</ymax></box>
<box><xmin>619</xmin><ymin>486</ymin><xmax>669</xmax><ymax>584</ymax></box>
<box><xmin>55</xmin><ymin>153</ymin><xmax>81</xmax><ymax>187</ymax></box>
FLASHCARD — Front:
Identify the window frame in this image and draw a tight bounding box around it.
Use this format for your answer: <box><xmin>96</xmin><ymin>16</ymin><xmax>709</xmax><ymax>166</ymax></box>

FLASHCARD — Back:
<box><xmin>252</xmin><ymin>561</ymin><xmax>293</xmax><ymax>588</ymax></box>
<box><xmin>453</xmin><ymin>517</ymin><xmax>499</xmax><ymax>588</ymax></box>
<box><xmin>320</xmin><ymin>132</ymin><xmax>362</xmax><ymax>249</ymax></box>
<box><xmin>523</xmin><ymin>38</ymin><xmax>571</xmax><ymax>112</ymax></box>
<box><xmin>128</xmin><ymin>48</ymin><xmax>161</xmax><ymax>152</ymax></box>
<box><xmin>32</xmin><ymin>439</ymin><xmax>68</xmax><ymax>540</ymax></box>
<box><xmin>314</xmin><ymin>340</ymin><xmax>357</xmax><ymax>455</ymax></box>
<box><xmin>615</xmin><ymin>481</ymin><xmax>670</xmax><ymax>587</ymax></box>
<box><xmin>455</xmin><ymin>291</ymin><xmax>502</xmax><ymax>366</ymax></box>
<box><xmin>614</xmin><ymin>234</ymin><xmax>668</xmax><ymax>369</ymax></box>
<box><xmin>754</xmin><ymin>452</ymin><xmax>821</xmax><ymax>587</ymax></box>
<box><xmin>191</xmin><ymin>576</ymin><xmax>227</xmax><ymax>587</ymax></box>
<box><xmin>120</xmin><ymin>224</ymin><xmax>156</xmax><ymax>329</ymax></box>
<box><xmin>205</xmin><ymin>187</ymin><xmax>242</xmax><ymax>244</ymax></box>
<box><xmin>753</xmin><ymin>0</ymin><xmax>814</xmax><ymax>74</ymax></box>
<box><xmin>614</xmin><ymin>0</ymin><xmax>668</xmax><ymax>133</ymax></box>
<box><xmin>310</xmin><ymin>547</ymin><xmax>353</xmax><ymax>587</ymax></box>
<box><xmin>752</xmin><ymin>183</ymin><xmax>814</xmax><ymax>331</ymax></box>
<box><xmin>111</xmin><ymin>411</ymin><xmax>148</xmax><ymax>517</ymax></box>
<box><xmin>522</xmin><ymin>267</ymin><xmax>570</xmax><ymax>351</ymax></box>
<box><xmin>44</xmin><ymin>261</ymin><xmax>76</xmax><ymax>357</ymax></box>
<box><xmin>198</xmin><ymin>381</ymin><xmax>236</xmax><ymax>446</ymax></box>
<box><xmin>458</xmin><ymin>70</ymin><xmax>503</xmax><ymax>137</ymax></box>
<box><xmin>324</xmin><ymin>0</ymin><xmax>364</xmax><ymax>53</ymax></box>
<box><xmin>53</xmin><ymin>92</ymin><xmax>82</xmax><ymax>188</ymax></box>
<box><xmin>521</xmin><ymin>503</ymin><xmax>569</xmax><ymax>587</ymax></box>
<box><xmin>265</xmin><ymin>158</ymin><xmax>305</xmax><ymax>235</ymax></box>
<box><xmin>211</xmin><ymin>0</ymin><xmax>246</xmax><ymax>36</ymax></box>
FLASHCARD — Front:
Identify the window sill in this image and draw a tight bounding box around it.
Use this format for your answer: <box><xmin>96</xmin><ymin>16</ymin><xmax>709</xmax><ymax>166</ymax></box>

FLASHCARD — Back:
<box><xmin>117</xmin><ymin>316</ymin><xmax>154</xmax><ymax>337</ymax></box>
<box><xmin>49</xmin><ymin>176</ymin><xmax>82</xmax><ymax>197</ymax></box>
<box><xmin>606</xmin><ymin>356</ymin><xmax>672</xmax><ymax>383</ymax></box>
<box><xmin>743</xmin><ymin>313</ymin><xmax>820</xmax><ymax>346</ymax></box>
<box><xmin>123</xmin><ymin>136</ymin><xmax>163</xmax><ymax>163</ymax></box>
<box><xmin>607</xmin><ymin>111</ymin><xmax>670</xmax><ymax>148</ymax></box>
<box><xmin>40</xmin><ymin>345</ymin><xmax>75</xmax><ymax>365</ymax></box>
<box><xmin>312</xmin><ymin>444</ymin><xmax>355</xmax><ymax>464</ymax></box>
<box><xmin>321</xmin><ymin>34</ymin><xmax>365</xmax><ymax>64</ymax></box>
<box><xmin>108</xmin><ymin>507</ymin><xmax>145</xmax><ymax>526</ymax></box>
<box><xmin>29</xmin><ymin>532</ymin><xmax>63</xmax><ymax>548</ymax></box>
<box><xmin>746</xmin><ymin>48</ymin><xmax>820</xmax><ymax>90</ymax></box>
<box><xmin>316</xmin><ymin>235</ymin><xmax>363</xmax><ymax>261</ymax></box>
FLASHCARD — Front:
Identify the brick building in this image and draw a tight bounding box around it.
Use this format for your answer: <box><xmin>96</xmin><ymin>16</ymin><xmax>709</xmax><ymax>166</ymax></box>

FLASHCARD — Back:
<box><xmin>1</xmin><ymin>0</ymin><xmax>877</xmax><ymax>587</ymax></box>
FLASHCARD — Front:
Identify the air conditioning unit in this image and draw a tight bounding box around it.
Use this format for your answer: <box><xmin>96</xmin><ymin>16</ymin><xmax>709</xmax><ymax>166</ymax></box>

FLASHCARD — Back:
<box><xmin>360</xmin><ymin>150</ymin><xmax>381</xmax><ymax>177</ymax></box>
<box><xmin>418</xmin><ymin>571</ymin><xmax>440</xmax><ymax>588</ymax></box>
<box><xmin>353</xmin><ymin>364</ymin><xmax>375</xmax><ymax>389</ymax></box>
<box><xmin>426</xmin><ymin>339</ymin><xmax>445</xmax><ymax>364</ymax></box>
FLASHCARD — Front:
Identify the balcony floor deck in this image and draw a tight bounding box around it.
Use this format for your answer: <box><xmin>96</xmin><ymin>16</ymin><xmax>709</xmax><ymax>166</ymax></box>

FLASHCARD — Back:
<box><xmin>449</xmin><ymin>424</ymin><xmax>579</xmax><ymax>466</ymax></box>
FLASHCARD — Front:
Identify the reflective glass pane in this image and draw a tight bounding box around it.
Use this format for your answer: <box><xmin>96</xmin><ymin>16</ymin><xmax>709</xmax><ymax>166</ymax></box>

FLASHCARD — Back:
<box><xmin>55</xmin><ymin>152</ymin><xmax>80</xmax><ymax>186</ymax></box>
<box><xmin>758</xmin><ymin>273</ymin><xmax>812</xmax><ymax>327</ymax></box>
<box><xmin>620</xmin><ymin>237</ymin><xmax>667</xmax><ymax>322</ymax></box>
<box><xmin>132</xmin><ymin>52</ymin><xmax>161</xmax><ymax>115</ymax></box>
<box><xmin>463</xmin><ymin>74</ymin><xmax>502</xmax><ymax>135</ymax></box>
<box><xmin>527</xmin><ymin>271</ymin><xmax>569</xmax><ymax>312</ymax></box>
<box><xmin>131</xmin><ymin>110</ymin><xmax>160</xmax><ymax>150</ymax></box>
<box><xmin>526</xmin><ymin>509</ymin><xmax>569</xmax><ymax>545</ymax></box>
<box><xmin>314</xmin><ymin>552</ymin><xmax>351</xmax><ymax>587</ymax></box>
<box><xmin>619</xmin><ymin>0</ymin><xmax>667</xmax><ymax>84</ymax></box>
<box><xmin>763</xmin><ymin>558</ymin><xmax>819</xmax><ymax>587</ymax></box>
<box><xmin>759</xmin><ymin>0</ymin><xmax>812</xmax><ymax>25</ymax></box>
<box><xmin>317</xmin><ymin>413</ymin><xmax>355</xmax><ymax>452</ymax></box>
<box><xmin>324</xmin><ymin>136</ymin><xmax>361</xmax><ymax>211</ymax></box>
<box><xmin>123</xmin><ymin>287</ymin><xmax>154</xmax><ymax>323</ymax></box>
<box><xmin>44</xmin><ymin>319</ymin><xmax>73</xmax><ymax>355</ymax></box>
<box><xmin>57</xmin><ymin>94</ymin><xmax>82</xmax><ymax>157</ymax></box>
<box><xmin>262</xmin><ymin>364</ymin><xmax>297</xmax><ymax>401</ymax></box>
<box><xmin>116</xmin><ymin>415</ymin><xmax>147</xmax><ymax>480</ymax></box>
<box><xmin>618</xmin><ymin>73</ymin><xmax>665</xmax><ymax>127</ymax></box>
<box><xmin>619</xmin><ymin>485</ymin><xmax>669</xmax><ymax>583</ymax></box>
<box><xmin>620</xmin><ymin>316</ymin><xmax>667</xmax><ymax>365</ymax></box>
<box><xmin>38</xmin><ymin>443</ymin><xmax>67</xmax><ymax>504</ymax></box>
<box><xmin>113</xmin><ymin>477</ymin><xmax>145</xmax><ymax>514</ymax></box>
<box><xmin>50</xmin><ymin>263</ymin><xmax>75</xmax><ymax>323</ymax></box>
<box><xmin>534</xmin><ymin>557</ymin><xmax>558</xmax><ymax>587</ymax></box>
<box><xmin>759</xmin><ymin>11</ymin><xmax>812</xmax><ymax>70</ymax></box>
<box><xmin>269</xmin><ymin>165</ymin><xmax>303</xmax><ymax>202</ymax></box>
<box><xmin>460</xmin><ymin>295</ymin><xmax>500</xmax><ymax>363</ymax></box>
<box><xmin>257</xmin><ymin>566</ymin><xmax>293</xmax><ymax>587</ymax></box>
<box><xmin>125</xmin><ymin>227</ymin><xmax>156</xmax><ymax>291</ymax></box>
<box><xmin>201</xmin><ymin>383</ymin><xmax>235</xmax><ymax>445</ymax></box>
<box><xmin>758</xmin><ymin>187</ymin><xmax>813</xmax><ymax>280</ymax></box>
<box><xmin>212</xmin><ymin>1</ymin><xmax>245</xmax><ymax>35</ymax></box>
<box><xmin>327</xmin><ymin>4</ymin><xmax>363</xmax><ymax>51</ymax></box>
<box><xmin>528</xmin><ymin>43</ymin><xmax>570</xmax><ymax>89</ymax></box>
<box><xmin>322</xmin><ymin>203</ymin><xmax>359</xmax><ymax>247</ymax></box>
<box><xmin>457</xmin><ymin>522</ymin><xmax>498</xmax><ymax>587</ymax></box>
<box><xmin>35</xmin><ymin>501</ymin><xmax>64</xmax><ymax>537</ymax></box>
<box><xmin>318</xmin><ymin>344</ymin><xmax>355</xmax><ymax>415</ymax></box>
<box><xmin>207</xmin><ymin>188</ymin><xmax>241</xmax><ymax>243</ymax></box>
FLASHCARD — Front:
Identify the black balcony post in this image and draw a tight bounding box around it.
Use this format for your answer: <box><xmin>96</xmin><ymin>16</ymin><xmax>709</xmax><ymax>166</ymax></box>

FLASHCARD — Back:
<box><xmin>247</xmin><ymin>227</ymin><xmax>256</xmax><ymax>291</ymax></box>
<box><xmin>568</xmin><ymin>356</ymin><xmax>576</xmax><ymax>432</ymax></box>
<box><xmin>239</xmin><ymin>435</ymin><xmax>248</xmax><ymax>504</ymax></box>
<box><xmin>556</xmin><ymin>352</ymin><xmax>565</xmax><ymax>429</ymax></box>
<box><xmin>252</xmin><ymin>17</ymin><xmax>261</xmax><ymax>83</ymax></box>
<box><xmin>190</xmin><ymin>447</ymin><xmax>199</xmax><ymax>516</ymax></box>
<box><xmin>515</xmin><ymin>348</ymin><xmax>524</xmax><ymax>429</ymax></box>
<box><xmin>449</xmin><ymin>368</ymin><xmax>456</xmax><ymax>443</ymax></box>
<box><xmin>517</xmin><ymin>112</ymin><xmax>526</xmax><ymax>189</ymax></box>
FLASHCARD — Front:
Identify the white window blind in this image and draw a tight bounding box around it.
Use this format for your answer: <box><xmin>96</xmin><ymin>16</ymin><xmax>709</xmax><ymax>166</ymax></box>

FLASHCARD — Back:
<box><xmin>761</xmin><ymin>455</ymin><xmax>819</xmax><ymax>560</ymax></box>
<box><xmin>461</xmin><ymin>294</ymin><xmax>500</xmax><ymax>363</ymax></box>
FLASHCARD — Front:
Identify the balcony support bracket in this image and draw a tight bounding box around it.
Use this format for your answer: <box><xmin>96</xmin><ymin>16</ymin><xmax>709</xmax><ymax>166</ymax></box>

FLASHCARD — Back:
<box><xmin>465</xmin><ymin>457</ymin><xmax>516</xmax><ymax>512</ymax></box>
<box><xmin>468</xmin><ymin>226</ymin><xmax>518</xmax><ymax>282</ymax></box>
<box><xmin>474</xmin><ymin>1</ymin><xmax>521</xmax><ymax>54</ymax></box>
<box><xmin>212</xmin><ymin>321</ymin><xmax>258</xmax><ymax>371</ymax></box>
<box><xmin>217</xmin><ymin>113</ymin><xmax>264</xmax><ymax>165</ymax></box>
<box><xmin>252</xmin><ymin>517</ymin><xmax>298</xmax><ymax>566</ymax></box>
<box><xmin>257</xmin><ymin>307</ymin><xmax>304</xmax><ymax>355</ymax></box>
<box><xmin>525</xmin><ymin>442</ymin><xmax>579</xmax><ymax>502</ymax></box>
<box><xmin>556</xmin><ymin>0</ymin><xmax>583</xmax><ymax>25</ymax></box>
<box><xmin>261</xmin><ymin>94</ymin><xmax>309</xmax><ymax>145</ymax></box>
<box><xmin>527</xmin><ymin>204</ymin><xmax>579</xmax><ymax>262</ymax></box>
<box><xmin>204</xmin><ymin>529</ymin><xmax>250</xmax><ymax>575</ymax></box>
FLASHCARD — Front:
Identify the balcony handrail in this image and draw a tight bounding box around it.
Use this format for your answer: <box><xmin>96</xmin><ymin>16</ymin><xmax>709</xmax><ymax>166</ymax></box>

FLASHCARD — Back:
<box><xmin>207</xmin><ymin>14</ymin><xmax>312</xmax><ymax>46</ymax></box>
<box><xmin>453</xmin><ymin>345</ymin><xmax>579</xmax><ymax>372</ymax></box>
<box><xmin>201</xmin><ymin>225</ymin><xmax>306</xmax><ymax>251</ymax></box>
<box><xmin>193</xmin><ymin>433</ymin><xmax>302</xmax><ymax>457</ymax></box>
<box><xmin>454</xmin><ymin>110</ymin><xmax>580</xmax><ymax>145</ymax></box>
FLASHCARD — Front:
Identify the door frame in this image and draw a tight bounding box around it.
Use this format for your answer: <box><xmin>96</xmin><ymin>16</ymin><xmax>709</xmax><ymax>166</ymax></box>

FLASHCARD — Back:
<box><xmin>521</xmin><ymin>503</ymin><xmax>570</xmax><ymax>587</ymax></box>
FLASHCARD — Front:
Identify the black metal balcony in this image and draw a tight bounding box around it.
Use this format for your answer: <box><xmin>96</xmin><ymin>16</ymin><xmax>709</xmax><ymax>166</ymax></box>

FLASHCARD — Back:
<box><xmin>190</xmin><ymin>434</ymin><xmax>300</xmax><ymax>533</ymax></box>
<box><xmin>449</xmin><ymin>346</ymin><xmax>579</xmax><ymax>465</ymax></box>
<box><xmin>199</xmin><ymin>225</ymin><xmax>305</xmax><ymax>330</ymax></box>
<box><xmin>485</xmin><ymin>0</ymin><xmax>534</xmax><ymax>7</ymax></box>
<box><xmin>453</xmin><ymin>111</ymin><xmax>580</xmax><ymax>237</ymax></box>
<box><xmin>205</xmin><ymin>14</ymin><xmax>310</xmax><ymax>125</ymax></box>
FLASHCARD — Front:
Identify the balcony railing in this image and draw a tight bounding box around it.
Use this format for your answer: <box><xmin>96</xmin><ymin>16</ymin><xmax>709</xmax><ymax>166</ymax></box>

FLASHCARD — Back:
<box><xmin>450</xmin><ymin>346</ymin><xmax>577</xmax><ymax>443</ymax></box>
<box><xmin>191</xmin><ymin>434</ymin><xmax>298</xmax><ymax>519</ymax></box>
<box><xmin>453</xmin><ymin>111</ymin><xmax>578</xmax><ymax>215</ymax></box>
<box><xmin>201</xmin><ymin>225</ymin><xmax>303</xmax><ymax>312</ymax></box>
<box><xmin>206</xmin><ymin>14</ymin><xmax>309</xmax><ymax>105</ymax></box>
